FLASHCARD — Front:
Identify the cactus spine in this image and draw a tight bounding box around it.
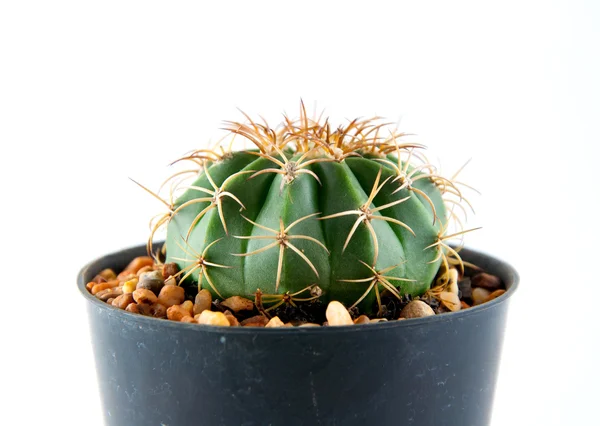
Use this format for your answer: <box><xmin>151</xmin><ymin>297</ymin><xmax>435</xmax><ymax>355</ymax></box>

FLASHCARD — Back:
<box><xmin>141</xmin><ymin>108</ymin><xmax>474</xmax><ymax>314</ymax></box>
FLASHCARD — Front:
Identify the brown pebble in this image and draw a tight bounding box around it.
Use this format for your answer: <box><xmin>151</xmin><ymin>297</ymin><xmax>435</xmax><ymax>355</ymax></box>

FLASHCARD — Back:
<box><xmin>240</xmin><ymin>315</ymin><xmax>269</xmax><ymax>327</ymax></box>
<box><xmin>472</xmin><ymin>287</ymin><xmax>491</xmax><ymax>305</ymax></box>
<box><xmin>119</xmin><ymin>256</ymin><xmax>154</xmax><ymax>278</ymax></box>
<box><xmin>148</xmin><ymin>303</ymin><xmax>167</xmax><ymax>318</ymax></box>
<box><xmin>167</xmin><ymin>305</ymin><xmax>192</xmax><ymax>321</ymax></box>
<box><xmin>181</xmin><ymin>300</ymin><xmax>194</xmax><ymax>315</ymax></box>
<box><xmin>157</xmin><ymin>285</ymin><xmax>185</xmax><ymax>308</ymax></box>
<box><xmin>180</xmin><ymin>316</ymin><xmax>195</xmax><ymax>323</ymax></box>
<box><xmin>133</xmin><ymin>288</ymin><xmax>158</xmax><ymax>305</ymax></box>
<box><xmin>91</xmin><ymin>280</ymin><xmax>119</xmax><ymax>295</ymax></box>
<box><xmin>353</xmin><ymin>315</ymin><xmax>370</xmax><ymax>325</ymax></box>
<box><xmin>136</xmin><ymin>270</ymin><xmax>164</xmax><ymax>295</ymax></box>
<box><xmin>221</xmin><ymin>296</ymin><xmax>254</xmax><ymax>313</ymax></box>
<box><xmin>472</xmin><ymin>272</ymin><xmax>503</xmax><ymax>291</ymax></box>
<box><xmin>120</xmin><ymin>273</ymin><xmax>138</xmax><ymax>283</ymax></box>
<box><xmin>484</xmin><ymin>289</ymin><xmax>506</xmax><ymax>303</ymax></box>
<box><xmin>193</xmin><ymin>289</ymin><xmax>212</xmax><ymax>315</ymax></box>
<box><xmin>460</xmin><ymin>301</ymin><xmax>471</xmax><ymax>309</ymax></box>
<box><xmin>136</xmin><ymin>265</ymin><xmax>154</xmax><ymax>276</ymax></box>
<box><xmin>137</xmin><ymin>303</ymin><xmax>152</xmax><ymax>316</ymax></box>
<box><xmin>326</xmin><ymin>301</ymin><xmax>353</xmax><ymax>326</ymax></box>
<box><xmin>439</xmin><ymin>291</ymin><xmax>461</xmax><ymax>312</ymax></box>
<box><xmin>299</xmin><ymin>323</ymin><xmax>321</xmax><ymax>327</ymax></box>
<box><xmin>265</xmin><ymin>316</ymin><xmax>285</xmax><ymax>328</ymax></box>
<box><xmin>458</xmin><ymin>277</ymin><xmax>472</xmax><ymax>299</ymax></box>
<box><xmin>399</xmin><ymin>300</ymin><xmax>435</xmax><ymax>319</ymax></box>
<box><xmin>91</xmin><ymin>275</ymin><xmax>107</xmax><ymax>284</ymax></box>
<box><xmin>99</xmin><ymin>268</ymin><xmax>117</xmax><ymax>281</ymax></box>
<box><xmin>106</xmin><ymin>298</ymin><xmax>115</xmax><ymax>304</ymax></box>
<box><xmin>112</xmin><ymin>293</ymin><xmax>135</xmax><ymax>310</ymax></box>
<box><xmin>86</xmin><ymin>282</ymin><xmax>95</xmax><ymax>292</ymax></box>
<box><xmin>125</xmin><ymin>303</ymin><xmax>140</xmax><ymax>313</ymax></box>
<box><xmin>95</xmin><ymin>287</ymin><xmax>123</xmax><ymax>302</ymax></box>
<box><xmin>162</xmin><ymin>263</ymin><xmax>180</xmax><ymax>280</ymax></box>
<box><xmin>223</xmin><ymin>310</ymin><xmax>240</xmax><ymax>326</ymax></box>
<box><xmin>196</xmin><ymin>310</ymin><xmax>230</xmax><ymax>326</ymax></box>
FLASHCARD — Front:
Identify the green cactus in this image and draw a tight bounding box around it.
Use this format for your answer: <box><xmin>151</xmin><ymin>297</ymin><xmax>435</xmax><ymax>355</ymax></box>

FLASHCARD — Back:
<box><xmin>141</xmin><ymin>108</ymin><xmax>474</xmax><ymax>314</ymax></box>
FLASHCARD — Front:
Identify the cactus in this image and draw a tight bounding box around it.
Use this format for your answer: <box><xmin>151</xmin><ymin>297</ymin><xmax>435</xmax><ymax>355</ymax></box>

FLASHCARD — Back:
<box><xmin>139</xmin><ymin>107</ymin><xmax>475</xmax><ymax>314</ymax></box>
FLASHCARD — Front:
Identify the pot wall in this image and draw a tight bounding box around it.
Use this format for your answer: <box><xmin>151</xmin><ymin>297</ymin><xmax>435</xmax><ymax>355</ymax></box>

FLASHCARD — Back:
<box><xmin>79</xmin><ymin>244</ymin><xmax>518</xmax><ymax>426</ymax></box>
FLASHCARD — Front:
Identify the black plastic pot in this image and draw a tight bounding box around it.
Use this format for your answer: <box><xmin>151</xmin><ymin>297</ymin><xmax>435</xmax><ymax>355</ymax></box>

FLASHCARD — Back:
<box><xmin>79</xmin><ymin>244</ymin><xmax>518</xmax><ymax>426</ymax></box>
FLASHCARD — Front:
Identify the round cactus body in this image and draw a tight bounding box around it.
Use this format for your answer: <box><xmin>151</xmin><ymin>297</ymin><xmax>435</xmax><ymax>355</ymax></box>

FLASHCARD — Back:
<box><xmin>145</xmin><ymin>112</ymin><xmax>470</xmax><ymax>314</ymax></box>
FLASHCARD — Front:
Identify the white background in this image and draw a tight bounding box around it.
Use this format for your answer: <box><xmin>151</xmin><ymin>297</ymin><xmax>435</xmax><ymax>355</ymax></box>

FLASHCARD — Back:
<box><xmin>1</xmin><ymin>1</ymin><xmax>598</xmax><ymax>425</ymax></box>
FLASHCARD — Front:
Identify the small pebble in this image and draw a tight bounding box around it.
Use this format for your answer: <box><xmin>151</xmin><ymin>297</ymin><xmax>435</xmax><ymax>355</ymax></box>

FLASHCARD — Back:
<box><xmin>136</xmin><ymin>265</ymin><xmax>154</xmax><ymax>276</ymax></box>
<box><xmin>240</xmin><ymin>315</ymin><xmax>269</xmax><ymax>327</ymax></box>
<box><xmin>484</xmin><ymin>289</ymin><xmax>506</xmax><ymax>303</ymax></box>
<box><xmin>353</xmin><ymin>315</ymin><xmax>370</xmax><ymax>325</ymax></box>
<box><xmin>106</xmin><ymin>298</ymin><xmax>115</xmax><ymax>304</ymax></box>
<box><xmin>265</xmin><ymin>316</ymin><xmax>285</xmax><ymax>328</ymax></box>
<box><xmin>91</xmin><ymin>280</ymin><xmax>119</xmax><ymax>295</ymax></box>
<box><xmin>86</xmin><ymin>282</ymin><xmax>95</xmax><ymax>292</ymax></box>
<box><xmin>181</xmin><ymin>300</ymin><xmax>194</xmax><ymax>315</ymax></box>
<box><xmin>439</xmin><ymin>291</ymin><xmax>461</xmax><ymax>312</ymax></box>
<box><xmin>196</xmin><ymin>310</ymin><xmax>230</xmax><ymax>326</ymax></box>
<box><xmin>180</xmin><ymin>316</ymin><xmax>195</xmax><ymax>323</ymax></box>
<box><xmin>472</xmin><ymin>287</ymin><xmax>491</xmax><ymax>305</ymax></box>
<box><xmin>122</xmin><ymin>272</ymin><xmax>137</xmax><ymax>280</ymax></box>
<box><xmin>223</xmin><ymin>310</ymin><xmax>240</xmax><ymax>326</ymax></box>
<box><xmin>91</xmin><ymin>275</ymin><xmax>107</xmax><ymax>284</ymax></box>
<box><xmin>157</xmin><ymin>285</ymin><xmax>185</xmax><ymax>308</ymax></box>
<box><xmin>460</xmin><ymin>301</ymin><xmax>471</xmax><ymax>310</ymax></box>
<box><xmin>99</xmin><ymin>268</ymin><xmax>117</xmax><ymax>281</ymax></box>
<box><xmin>458</xmin><ymin>277</ymin><xmax>472</xmax><ymax>299</ymax></box>
<box><xmin>193</xmin><ymin>289</ymin><xmax>212</xmax><ymax>315</ymax></box>
<box><xmin>95</xmin><ymin>287</ymin><xmax>123</xmax><ymax>302</ymax></box>
<box><xmin>112</xmin><ymin>293</ymin><xmax>135</xmax><ymax>310</ymax></box>
<box><xmin>299</xmin><ymin>323</ymin><xmax>321</xmax><ymax>327</ymax></box>
<box><xmin>133</xmin><ymin>288</ymin><xmax>158</xmax><ymax>305</ymax></box>
<box><xmin>399</xmin><ymin>300</ymin><xmax>435</xmax><ymax>319</ymax></box>
<box><xmin>471</xmin><ymin>272</ymin><xmax>503</xmax><ymax>291</ymax></box>
<box><xmin>136</xmin><ymin>270</ymin><xmax>165</xmax><ymax>295</ymax></box>
<box><xmin>221</xmin><ymin>296</ymin><xmax>254</xmax><ymax>313</ymax></box>
<box><xmin>370</xmin><ymin>318</ymin><xmax>388</xmax><ymax>323</ymax></box>
<box><xmin>162</xmin><ymin>263</ymin><xmax>180</xmax><ymax>280</ymax></box>
<box><xmin>325</xmin><ymin>301</ymin><xmax>353</xmax><ymax>326</ymax></box>
<box><xmin>122</xmin><ymin>279</ymin><xmax>138</xmax><ymax>294</ymax></box>
<box><xmin>125</xmin><ymin>303</ymin><xmax>139</xmax><ymax>313</ymax></box>
<box><xmin>148</xmin><ymin>303</ymin><xmax>167</xmax><ymax>318</ymax></box>
<box><xmin>167</xmin><ymin>305</ymin><xmax>192</xmax><ymax>321</ymax></box>
<box><xmin>119</xmin><ymin>256</ymin><xmax>154</xmax><ymax>278</ymax></box>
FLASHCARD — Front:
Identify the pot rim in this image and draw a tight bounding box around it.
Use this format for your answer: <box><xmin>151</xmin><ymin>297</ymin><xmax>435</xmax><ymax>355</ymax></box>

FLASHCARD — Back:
<box><xmin>78</xmin><ymin>243</ymin><xmax>518</xmax><ymax>335</ymax></box>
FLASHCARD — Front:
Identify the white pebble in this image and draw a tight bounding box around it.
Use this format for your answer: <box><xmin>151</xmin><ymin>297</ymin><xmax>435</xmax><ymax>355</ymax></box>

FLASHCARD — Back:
<box><xmin>265</xmin><ymin>316</ymin><xmax>285</xmax><ymax>328</ymax></box>
<box><xmin>196</xmin><ymin>310</ymin><xmax>230</xmax><ymax>326</ymax></box>
<box><xmin>325</xmin><ymin>301</ymin><xmax>353</xmax><ymax>326</ymax></box>
<box><xmin>472</xmin><ymin>287</ymin><xmax>491</xmax><ymax>305</ymax></box>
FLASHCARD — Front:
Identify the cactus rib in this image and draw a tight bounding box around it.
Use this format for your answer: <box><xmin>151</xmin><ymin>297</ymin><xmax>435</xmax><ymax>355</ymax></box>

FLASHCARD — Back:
<box><xmin>133</xmin><ymin>106</ymin><xmax>479</xmax><ymax>313</ymax></box>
